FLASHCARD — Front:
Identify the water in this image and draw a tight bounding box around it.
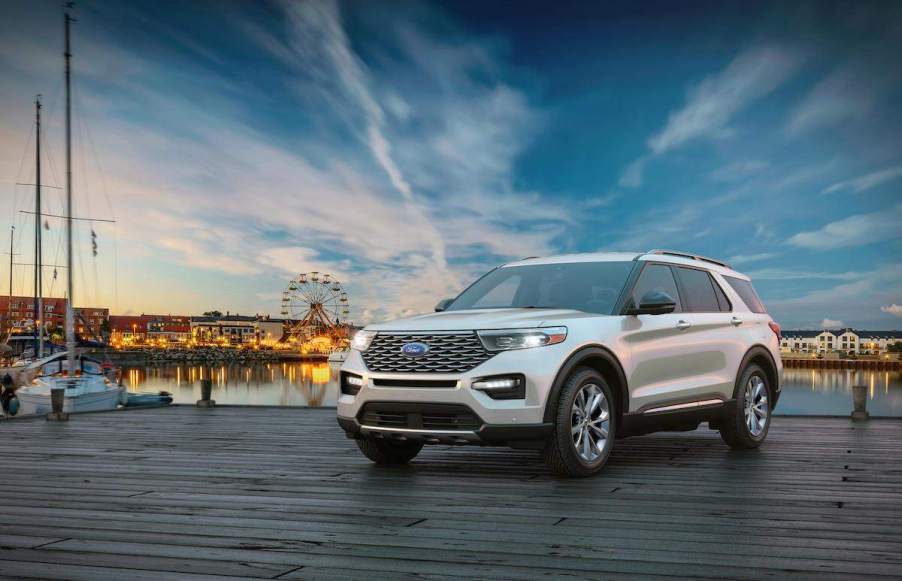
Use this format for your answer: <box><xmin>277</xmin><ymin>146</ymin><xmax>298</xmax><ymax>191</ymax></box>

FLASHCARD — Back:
<box><xmin>776</xmin><ymin>368</ymin><xmax>901</xmax><ymax>417</ymax></box>
<box><xmin>117</xmin><ymin>363</ymin><xmax>902</xmax><ymax>417</ymax></box>
<box><xmin>122</xmin><ymin>362</ymin><xmax>341</xmax><ymax>408</ymax></box>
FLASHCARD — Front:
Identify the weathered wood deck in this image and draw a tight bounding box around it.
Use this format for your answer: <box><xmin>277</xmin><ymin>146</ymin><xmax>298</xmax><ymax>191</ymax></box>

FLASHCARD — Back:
<box><xmin>2</xmin><ymin>407</ymin><xmax>901</xmax><ymax>580</ymax></box>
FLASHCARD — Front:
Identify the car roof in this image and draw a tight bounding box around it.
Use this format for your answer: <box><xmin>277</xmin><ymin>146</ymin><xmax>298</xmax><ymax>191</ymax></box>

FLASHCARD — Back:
<box><xmin>504</xmin><ymin>250</ymin><xmax>750</xmax><ymax>280</ymax></box>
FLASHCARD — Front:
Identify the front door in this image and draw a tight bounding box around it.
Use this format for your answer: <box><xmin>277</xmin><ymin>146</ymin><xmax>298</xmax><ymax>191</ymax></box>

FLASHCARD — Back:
<box><xmin>620</xmin><ymin>262</ymin><xmax>703</xmax><ymax>412</ymax></box>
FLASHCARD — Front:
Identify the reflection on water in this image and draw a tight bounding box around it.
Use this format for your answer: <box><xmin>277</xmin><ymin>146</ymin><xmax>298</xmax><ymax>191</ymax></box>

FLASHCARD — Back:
<box><xmin>123</xmin><ymin>362</ymin><xmax>340</xmax><ymax>407</ymax></box>
<box><xmin>123</xmin><ymin>365</ymin><xmax>901</xmax><ymax>416</ymax></box>
<box><xmin>778</xmin><ymin>368</ymin><xmax>901</xmax><ymax>417</ymax></box>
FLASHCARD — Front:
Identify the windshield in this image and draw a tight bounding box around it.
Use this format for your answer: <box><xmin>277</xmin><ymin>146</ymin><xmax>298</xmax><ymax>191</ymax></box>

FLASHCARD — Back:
<box><xmin>446</xmin><ymin>261</ymin><xmax>635</xmax><ymax>314</ymax></box>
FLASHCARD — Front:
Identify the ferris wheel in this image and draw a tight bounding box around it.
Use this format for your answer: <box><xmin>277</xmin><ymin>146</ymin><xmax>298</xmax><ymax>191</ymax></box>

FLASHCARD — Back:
<box><xmin>281</xmin><ymin>272</ymin><xmax>350</xmax><ymax>339</ymax></box>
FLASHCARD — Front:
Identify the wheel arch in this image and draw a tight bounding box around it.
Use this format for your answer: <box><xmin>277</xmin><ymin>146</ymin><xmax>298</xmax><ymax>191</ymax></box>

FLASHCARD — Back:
<box><xmin>543</xmin><ymin>345</ymin><xmax>629</xmax><ymax>425</ymax></box>
<box><xmin>734</xmin><ymin>345</ymin><xmax>779</xmax><ymax>404</ymax></box>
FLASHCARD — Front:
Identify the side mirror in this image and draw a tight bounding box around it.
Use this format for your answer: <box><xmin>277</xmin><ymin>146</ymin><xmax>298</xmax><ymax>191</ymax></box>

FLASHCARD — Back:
<box><xmin>434</xmin><ymin>298</ymin><xmax>454</xmax><ymax>312</ymax></box>
<box><xmin>629</xmin><ymin>291</ymin><xmax>676</xmax><ymax>315</ymax></box>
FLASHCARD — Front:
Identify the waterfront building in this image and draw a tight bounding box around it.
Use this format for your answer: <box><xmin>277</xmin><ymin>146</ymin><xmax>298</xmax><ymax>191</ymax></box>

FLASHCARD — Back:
<box><xmin>189</xmin><ymin>314</ymin><xmax>291</xmax><ymax>346</ymax></box>
<box><xmin>0</xmin><ymin>295</ymin><xmax>107</xmax><ymax>339</ymax></box>
<box><xmin>781</xmin><ymin>329</ymin><xmax>901</xmax><ymax>355</ymax></box>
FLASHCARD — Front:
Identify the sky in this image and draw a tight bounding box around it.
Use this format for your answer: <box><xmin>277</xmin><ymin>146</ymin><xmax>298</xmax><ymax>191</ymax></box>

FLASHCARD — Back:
<box><xmin>0</xmin><ymin>0</ymin><xmax>900</xmax><ymax>330</ymax></box>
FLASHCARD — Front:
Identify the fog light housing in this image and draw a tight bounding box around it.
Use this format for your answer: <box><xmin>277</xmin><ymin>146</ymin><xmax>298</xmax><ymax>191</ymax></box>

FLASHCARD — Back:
<box><xmin>471</xmin><ymin>374</ymin><xmax>525</xmax><ymax>400</ymax></box>
<box><xmin>341</xmin><ymin>372</ymin><xmax>364</xmax><ymax>396</ymax></box>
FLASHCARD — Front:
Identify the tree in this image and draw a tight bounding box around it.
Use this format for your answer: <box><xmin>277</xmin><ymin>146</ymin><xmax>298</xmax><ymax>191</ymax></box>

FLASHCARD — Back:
<box><xmin>203</xmin><ymin>310</ymin><xmax>223</xmax><ymax>318</ymax></box>
<box><xmin>888</xmin><ymin>342</ymin><xmax>902</xmax><ymax>353</ymax></box>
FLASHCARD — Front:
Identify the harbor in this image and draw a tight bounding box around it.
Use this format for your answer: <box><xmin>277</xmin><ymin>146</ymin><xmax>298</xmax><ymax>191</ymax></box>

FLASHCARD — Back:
<box><xmin>2</xmin><ymin>406</ymin><xmax>901</xmax><ymax>579</ymax></box>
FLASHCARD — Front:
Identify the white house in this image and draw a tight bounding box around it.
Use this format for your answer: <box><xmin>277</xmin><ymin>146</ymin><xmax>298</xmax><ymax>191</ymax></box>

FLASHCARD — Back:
<box><xmin>781</xmin><ymin>329</ymin><xmax>901</xmax><ymax>355</ymax></box>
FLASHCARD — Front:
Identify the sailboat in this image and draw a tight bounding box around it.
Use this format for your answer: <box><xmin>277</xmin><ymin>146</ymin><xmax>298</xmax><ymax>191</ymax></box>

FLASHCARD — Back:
<box><xmin>16</xmin><ymin>8</ymin><xmax>124</xmax><ymax>416</ymax></box>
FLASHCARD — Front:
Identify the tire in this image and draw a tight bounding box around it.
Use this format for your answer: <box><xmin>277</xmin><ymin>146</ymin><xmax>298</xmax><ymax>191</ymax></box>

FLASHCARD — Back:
<box><xmin>720</xmin><ymin>364</ymin><xmax>771</xmax><ymax>449</ymax></box>
<box><xmin>543</xmin><ymin>367</ymin><xmax>616</xmax><ymax>477</ymax></box>
<box><xmin>355</xmin><ymin>437</ymin><xmax>423</xmax><ymax>465</ymax></box>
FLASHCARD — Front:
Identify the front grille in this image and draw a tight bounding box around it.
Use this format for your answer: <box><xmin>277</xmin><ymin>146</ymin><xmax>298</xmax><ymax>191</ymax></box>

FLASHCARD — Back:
<box><xmin>362</xmin><ymin>332</ymin><xmax>494</xmax><ymax>373</ymax></box>
<box><xmin>359</xmin><ymin>403</ymin><xmax>483</xmax><ymax>431</ymax></box>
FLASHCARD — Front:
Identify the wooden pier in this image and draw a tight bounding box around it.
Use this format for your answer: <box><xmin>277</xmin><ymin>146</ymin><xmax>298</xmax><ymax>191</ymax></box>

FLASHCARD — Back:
<box><xmin>783</xmin><ymin>356</ymin><xmax>901</xmax><ymax>370</ymax></box>
<box><xmin>2</xmin><ymin>407</ymin><xmax>901</xmax><ymax>579</ymax></box>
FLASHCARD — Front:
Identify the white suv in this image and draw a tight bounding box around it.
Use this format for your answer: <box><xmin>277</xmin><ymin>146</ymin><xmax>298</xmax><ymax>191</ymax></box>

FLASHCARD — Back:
<box><xmin>337</xmin><ymin>250</ymin><xmax>782</xmax><ymax>477</ymax></box>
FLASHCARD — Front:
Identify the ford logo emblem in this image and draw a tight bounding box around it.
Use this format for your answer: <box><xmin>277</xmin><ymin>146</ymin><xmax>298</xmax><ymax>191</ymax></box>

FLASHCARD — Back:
<box><xmin>400</xmin><ymin>342</ymin><xmax>429</xmax><ymax>357</ymax></box>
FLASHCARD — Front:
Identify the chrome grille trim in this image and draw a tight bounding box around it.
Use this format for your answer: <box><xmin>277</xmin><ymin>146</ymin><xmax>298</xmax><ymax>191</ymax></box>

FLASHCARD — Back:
<box><xmin>362</xmin><ymin>332</ymin><xmax>494</xmax><ymax>373</ymax></box>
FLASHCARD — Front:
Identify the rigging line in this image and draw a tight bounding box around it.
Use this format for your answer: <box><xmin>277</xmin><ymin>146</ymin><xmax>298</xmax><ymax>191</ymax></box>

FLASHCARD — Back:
<box><xmin>9</xmin><ymin>120</ymin><xmax>36</xmax><ymax>249</ymax></box>
<box><xmin>19</xmin><ymin>211</ymin><xmax>115</xmax><ymax>223</ymax></box>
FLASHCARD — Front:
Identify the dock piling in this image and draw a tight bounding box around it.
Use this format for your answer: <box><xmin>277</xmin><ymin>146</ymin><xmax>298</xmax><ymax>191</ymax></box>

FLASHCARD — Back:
<box><xmin>46</xmin><ymin>387</ymin><xmax>69</xmax><ymax>421</ymax></box>
<box><xmin>196</xmin><ymin>378</ymin><xmax>215</xmax><ymax>408</ymax></box>
<box><xmin>851</xmin><ymin>384</ymin><xmax>869</xmax><ymax>421</ymax></box>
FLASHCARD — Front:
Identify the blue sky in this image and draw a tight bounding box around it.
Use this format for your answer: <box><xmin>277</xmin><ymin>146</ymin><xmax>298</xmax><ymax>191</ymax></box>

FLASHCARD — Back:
<box><xmin>0</xmin><ymin>0</ymin><xmax>899</xmax><ymax>329</ymax></box>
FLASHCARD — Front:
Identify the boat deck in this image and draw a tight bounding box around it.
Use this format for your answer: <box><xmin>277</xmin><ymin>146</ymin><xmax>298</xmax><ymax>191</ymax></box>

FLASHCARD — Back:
<box><xmin>2</xmin><ymin>406</ymin><xmax>901</xmax><ymax>579</ymax></box>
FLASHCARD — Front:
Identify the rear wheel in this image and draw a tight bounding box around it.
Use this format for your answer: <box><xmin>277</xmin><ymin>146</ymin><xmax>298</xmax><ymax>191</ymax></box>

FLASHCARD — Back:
<box><xmin>720</xmin><ymin>364</ymin><xmax>771</xmax><ymax>449</ymax></box>
<box><xmin>543</xmin><ymin>367</ymin><xmax>616</xmax><ymax>477</ymax></box>
<box><xmin>355</xmin><ymin>437</ymin><xmax>423</xmax><ymax>464</ymax></box>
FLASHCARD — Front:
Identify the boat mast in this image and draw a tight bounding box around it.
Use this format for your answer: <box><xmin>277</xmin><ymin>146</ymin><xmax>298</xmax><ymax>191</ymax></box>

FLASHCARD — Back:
<box><xmin>34</xmin><ymin>95</ymin><xmax>44</xmax><ymax>358</ymax></box>
<box><xmin>64</xmin><ymin>9</ymin><xmax>75</xmax><ymax>372</ymax></box>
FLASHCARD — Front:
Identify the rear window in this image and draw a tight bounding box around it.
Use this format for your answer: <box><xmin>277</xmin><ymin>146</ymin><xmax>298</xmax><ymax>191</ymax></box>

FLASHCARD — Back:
<box><xmin>675</xmin><ymin>267</ymin><xmax>722</xmax><ymax>312</ymax></box>
<box><xmin>724</xmin><ymin>276</ymin><xmax>767</xmax><ymax>314</ymax></box>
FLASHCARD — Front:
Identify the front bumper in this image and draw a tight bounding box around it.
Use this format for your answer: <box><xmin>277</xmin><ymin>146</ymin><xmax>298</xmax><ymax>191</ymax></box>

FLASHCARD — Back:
<box><xmin>337</xmin><ymin>412</ymin><xmax>552</xmax><ymax>448</ymax></box>
<box><xmin>336</xmin><ymin>345</ymin><xmax>566</xmax><ymax>447</ymax></box>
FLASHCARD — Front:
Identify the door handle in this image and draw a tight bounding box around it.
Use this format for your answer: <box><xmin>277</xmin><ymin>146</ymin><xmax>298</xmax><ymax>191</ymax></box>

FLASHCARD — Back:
<box><xmin>731</xmin><ymin>317</ymin><xmax>743</xmax><ymax>326</ymax></box>
<box><xmin>676</xmin><ymin>320</ymin><xmax>691</xmax><ymax>330</ymax></box>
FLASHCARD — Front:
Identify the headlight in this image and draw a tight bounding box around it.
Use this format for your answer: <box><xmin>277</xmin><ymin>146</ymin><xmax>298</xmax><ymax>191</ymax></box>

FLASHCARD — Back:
<box><xmin>477</xmin><ymin>327</ymin><xmax>567</xmax><ymax>351</ymax></box>
<box><xmin>350</xmin><ymin>330</ymin><xmax>376</xmax><ymax>351</ymax></box>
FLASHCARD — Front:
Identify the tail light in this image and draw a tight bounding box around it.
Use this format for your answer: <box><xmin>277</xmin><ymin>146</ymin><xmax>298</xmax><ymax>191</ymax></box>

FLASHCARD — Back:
<box><xmin>768</xmin><ymin>321</ymin><xmax>782</xmax><ymax>341</ymax></box>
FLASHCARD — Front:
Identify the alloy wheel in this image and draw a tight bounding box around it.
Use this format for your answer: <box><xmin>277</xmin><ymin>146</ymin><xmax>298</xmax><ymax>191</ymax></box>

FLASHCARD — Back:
<box><xmin>571</xmin><ymin>383</ymin><xmax>610</xmax><ymax>463</ymax></box>
<box><xmin>744</xmin><ymin>375</ymin><xmax>769</xmax><ymax>437</ymax></box>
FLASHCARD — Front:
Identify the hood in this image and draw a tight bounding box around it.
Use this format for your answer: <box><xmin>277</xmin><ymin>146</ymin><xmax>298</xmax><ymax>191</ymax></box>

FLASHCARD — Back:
<box><xmin>365</xmin><ymin>308</ymin><xmax>604</xmax><ymax>332</ymax></box>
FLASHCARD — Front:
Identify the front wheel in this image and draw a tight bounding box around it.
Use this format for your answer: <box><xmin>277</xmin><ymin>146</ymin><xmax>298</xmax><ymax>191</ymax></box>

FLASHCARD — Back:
<box><xmin>543</xmin><ymin>367</ymin><xmax>616</xmax><ymax>477</ymax></box>
<box><xmin>720</xmin><ymin>364</ymin><xmax>771</xmax><ymax>449</ymax></box>
<box><xmin>355</xmin><ymin>437</ymin><xmax>423</xmax><ymax>465</ymax></box>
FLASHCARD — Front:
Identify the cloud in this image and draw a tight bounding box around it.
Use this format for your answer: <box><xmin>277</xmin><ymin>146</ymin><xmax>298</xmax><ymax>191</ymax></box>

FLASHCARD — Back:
<box><xmin>787</xmin><ymin>62</ymin><xmax>898</xmax><ymax>136</ymax></box>
<box><xmin>709</xmin><ymin>161</ymin><xmax>770</xmax><ymax>182</ymax></box>
<box><xmin>820</xmin><ymin>318</ymin><xmax>844</xmax><ymax>329</ymax></box>
<box><xmin>881</xmin><ymin>304</ymin><xmax>902</xmax><ymax>317</ymax></box>
<box><xmin>277</xmin><ymin>0</ymin><xmax>454</xmax><ymax>290</ymax></box>
<box><xmin>744</xmin><ymin>268</ymin><xmax>862</xmax><ymax>281</ymax></box>
<box><xmin>787</xmin><ymin>207</ymin><xmax>902</xmax><ymax>250</ymax></box>
<box><xmin>822</xmin><ymin>164</ymin><xmax>902</xmax><ymax>194</ymax></box>
<box><xmin>727</xmin><ymin>252</ymin><xmax>777</xmax><ymax>266</ymax></box>
<box><xmin>767</xmin><ymin>264</ymin><xmax>902</xmax><ymax>329</ymax></box>
<box><xmin>0</xmin><ymin>0</ymin><xmax>569</xmax><ymax>321</ymax></box>
<box><xmin>618</xmin><ymin>157</ymin><xmax>646</xmax><ymax>188</ymax></box>
<box><xmin>648</xmin><ymin>45</ymin><xmax>803</xmax><ymax>154</ymax></box>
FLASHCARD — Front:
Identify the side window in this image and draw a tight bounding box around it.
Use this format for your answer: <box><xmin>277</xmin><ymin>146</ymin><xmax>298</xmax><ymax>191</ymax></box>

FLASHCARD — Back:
<box><xmin>724</xmin><ymin>276</ymin><xmax>767</xmax><ymax>314</ymax></box>
<box><xmin>676</xmin><ymin>267</ymin><xmax>720</xmax><ymax>312</ymax></box>
<box><xmin>631</xmin><ymin>264</ymin><xmax>681</xmax><ymax>312</ymax></box>
<box><xmin>711</xmin><ymin>277</ymin><xmax>731</xmax><ymax>311</ymax></box>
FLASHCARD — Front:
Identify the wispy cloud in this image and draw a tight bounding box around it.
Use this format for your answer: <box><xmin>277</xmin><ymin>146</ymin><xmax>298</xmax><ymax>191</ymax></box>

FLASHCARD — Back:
<box><xmin>620</xmin><ymin>44</ymin><xmax>803</xmax><ymax>188</ymax></box>
<box><xmin>822</xmin><ymin>163</ymin><xmax>902</xmax><ymax>194</ymax></box>
<box><xmin>787</xmin><ymin>206</ymin><xmax>902</xmax><ymax>250</ymax></box>
<box><xmin>787</xmin><ymin>62</ymin><xmax>898</xmax><ymax>136</ymax></box>
<box><xmin>820</xmin><ymin>318</ymin><xmax>844</xmax><ymax>329</ymax></box>
<box><xmin>727</xmin><ymin>252</ymin><xmax>777</xmax><ymax>265</ymax></box>
<box><xmin>709</xmin><ymin>160</ymin><xmax>769</xmax><ymax>182</ymax></box>
<box><xmin>648</xmin><ymin>45</ymin><xmax>803</xmax><ymax>154</ymax></box>
<box><xmin>744</xmin><ymin>268</ymin><xmax>862</xmax><ymax>281</ymax></box>
<box><xmin>882</xmin><ymin>304</ymin><xmax>902</xmax><ymax>317</ymax></box>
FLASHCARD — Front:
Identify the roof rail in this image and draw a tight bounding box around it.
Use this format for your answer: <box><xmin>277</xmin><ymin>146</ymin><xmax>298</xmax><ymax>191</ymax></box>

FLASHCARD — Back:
<box><xmin>645</xmin><ymin>249</ymin><xmax>732</xmax><ymax>269</ymax></box>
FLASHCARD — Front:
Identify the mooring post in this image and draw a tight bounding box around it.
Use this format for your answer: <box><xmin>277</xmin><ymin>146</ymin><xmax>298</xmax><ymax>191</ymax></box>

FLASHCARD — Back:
<box><xmin>851</xmin><ymin>384</ymin><xmax>868</xmax><ymax>422</ymax></box>
<box><xmin>47</xmin><ymin>387</ymin><xmax>69</xmax><ymax>421</ymax></box>
<box><xmin>196</xmin><ymin>378</ymin><xmax>215</xmax><ymax>408</ymax></box>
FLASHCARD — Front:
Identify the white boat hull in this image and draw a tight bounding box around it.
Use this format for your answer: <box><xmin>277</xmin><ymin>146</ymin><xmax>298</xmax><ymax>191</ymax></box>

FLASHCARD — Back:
<box><xmin>17</xmin><ymin>384</ymin><xmax>123</xmax><ymax>416</ymax></box>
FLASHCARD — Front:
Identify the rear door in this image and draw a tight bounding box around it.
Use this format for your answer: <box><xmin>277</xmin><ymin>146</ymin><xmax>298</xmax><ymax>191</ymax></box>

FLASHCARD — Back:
<box><xmin>671</xmin><ymin>266</ymin><xmax>744</xmax><ymax>402</ymax></box>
